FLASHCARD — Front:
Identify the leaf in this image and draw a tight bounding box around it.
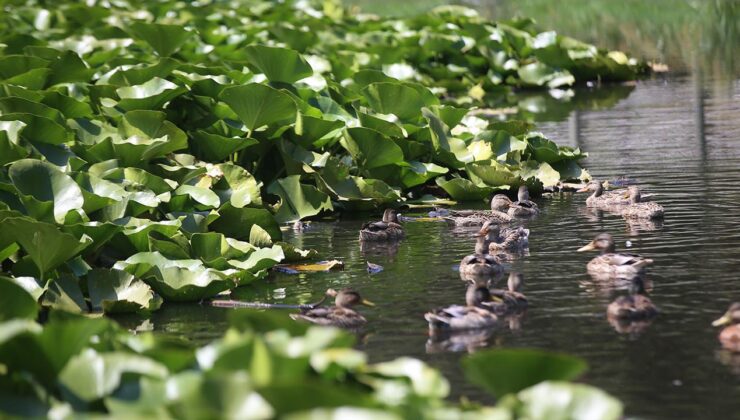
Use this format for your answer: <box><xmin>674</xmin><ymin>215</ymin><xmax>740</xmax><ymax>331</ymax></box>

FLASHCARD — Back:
<box><xmin>86</xmin><ymin>268</ymin><xmax>162</xmax><ymax>314</ymax></box>
<box><xmin>340</xmin><ymin>127</ymin><xmax>405</xmax><ymax>170</ymax></box>
<box><xmin>462</xmin><ymin>348</ymin><xmax>588</xmax><ymax>397</ymax></box>
<box><xmin>213</xmin><ymin>163</ymin><xmax>262</xmax><ymax>208</ymax></box>
<box><xmin>275</xmin><ymin>260</ymin><xmax>344</xmax><ymax>273</ymax></box>
<box><xmin>210</xmin><ymin>204</ymin><xmax>282</xmax><ymax>242</ymax></box>
<box><xmin>244</xmin><ymin>45</ymin><xmax>313</xmax><ymax>84</ymax></box>
<box><xmin>518</xmin><ymin>62</ymin><xmax>575</xmax><ymax>88</ymax></box>
<box><xmin>115</xmin><ymin>77</ymin><xmax>187</xmax><ymax>111</ymax></box>
<box><xmin>190</xmin><ymin>130</ymin><xmax>258</xmax><ymax>162</ymax></box>
<box><xmin>128</xmin><ymin>22</ymin><xmax>193</xmax><ymax>57</ymax></box>
<box><xmin>2</xmin><ymin>217</ymin><xmax>92</xmax><ymax>278</ymax></box>
<box><xmin>517</xmin><ymin>381</ymin><xmax>623</xmax><ymax>420</ymax></box>
<box><xmin>60</xmin><ymin>348</ymin><xmax>169</xmax><ymax>401</ymax></box>
<box><xmin>434</xmin><ymin>177</ymin><xmax>495</xmax><ymax>201</ymax></box>
<box><xmin>362</xmin><ymin>82</ymin><xmax>425</xmax><ymax>121</ymax></box>
<box><xmin>0</xmin><ymin>276</ymin><xmax>39</xmax><ymax>321</ymax></box>
<box><xmin>267</xmin><ymin>176</ymin><xmax>333</xmax><ymax>223</ymax></box>
<box><xmin>219</xmin><ymin>84</ymin><xmax>297</xmax><ymax>132</ymax></box>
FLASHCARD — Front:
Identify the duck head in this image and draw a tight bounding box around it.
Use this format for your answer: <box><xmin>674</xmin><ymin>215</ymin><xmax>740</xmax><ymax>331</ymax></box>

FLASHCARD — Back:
<box><xmin>577</xmin><ymin>180</ymin><xmax>604</xmax><ymax>197</ymax></box>
<box><xmin>712</xmin><ymin>302</ymin><xmax>740</xmax><ymax>327</ymax></box>
<box><xmin>326</xmin><ymin>288</ymin><xmax>375</xmax><ymax>308</ymax></box>
<box><xmin>508</xmin><ymin>272</ymin><xmax>524</xmax><ymax>292</ymax></box>
<box><xmin>382</xmin><ymin>209</ymin><xmax>400</xmax><ymax>223</ymax></box>
<box><xmin>465</xmin><ymin>284</ymin><xmax>494</xmax><ymax>307</ymax></box>
<box><xmin>517</xmin><ymin>185</ymin><xmax>530</xmax><ymax>202</ymax></box>
<box><xmin>624</xmin><ymin>186</ymin><xmax>641</xmax><ymax>204</ymax></box>
<box><xmin>577</xmin><ymin>233</ymin><xmax>616</xmax><ymax>254</ymax></box>
<box><xmin>490</xmin><ymin>194</ymin><xmax>513</xmax><ymax>211</ymax></box>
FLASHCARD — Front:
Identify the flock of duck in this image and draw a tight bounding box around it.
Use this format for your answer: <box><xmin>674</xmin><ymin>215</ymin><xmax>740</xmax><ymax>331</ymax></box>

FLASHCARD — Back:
<box><xmin>290</xmin><ymin>182</ymin><xmax>740</xmax><ymax>353</ymax></box>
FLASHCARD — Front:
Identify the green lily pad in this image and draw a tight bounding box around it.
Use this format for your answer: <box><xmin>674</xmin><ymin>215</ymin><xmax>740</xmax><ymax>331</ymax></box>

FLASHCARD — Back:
<box><xmin>219</xmin><ymin>84</ymin><xmax>297</xmax><ymax>133</ymax></box>
<box><xmin>267</xmin><ymin>175</ymin><xmax>333</xmax><ymax>223</ymax></box>
<box><xmin>86</xmin><ymin>268</ymin><xmax>162</xmax><ymax>314</ymax></box>
<box><xmin>244</xmin><ymin>45</ymin><xmax>313</xmax><ymax>84</ymax></box>
<box><xmin>462</xmin><ymin>348</ymin><xmax>588</xmax><ymax>397</ymax></box>
<box><xmin>0</xmin><ymin>276</ymin><xmax>39</xmax><ymax>321</ymax></box>
<box><xmin>115</xmin><ymin>77</ymin><xmax>187</xmax><ymax>111</ymax></box>
<box><xmin>127</xmin><ymin>22</ymin><xmax>193</xmax><ymax>57</ymax></box>
<box><xmin>517</xmin><ymin>381</ymin><xmax>623</xmax><ymax>420</ymax></box>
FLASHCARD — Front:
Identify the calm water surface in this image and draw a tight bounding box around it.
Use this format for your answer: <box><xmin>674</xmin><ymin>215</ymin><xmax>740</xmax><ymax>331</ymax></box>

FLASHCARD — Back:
<box><xmin>143</xmin><ymin>76</ymin><xmax>740</xmax><ymax>418</ymax></box>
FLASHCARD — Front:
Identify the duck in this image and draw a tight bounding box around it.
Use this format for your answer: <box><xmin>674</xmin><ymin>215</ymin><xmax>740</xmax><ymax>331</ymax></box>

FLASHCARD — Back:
<box><xmin>442</xmin><ymin>195</ymin><xmax>513</xmax><ymax>227</ymax></box>
<box><xmin>359</xmin><ymin>209</ymin><xmax>404</xmax><ymax>241</ymax></box>
<box><xmin>459</xmin><ymin>233</ymin><xmax>505</xmax><ymax>277</ymax></box>
<box><xmin>577</xmin><ymin>180</ymin><xmax>630</xmax><ymax>208</ymax></box>
<box><xmin>424</xmin><ymin>284</ymin><xmax>499</xmax><ymax>332</ymax></box>
<box><xmin>489</xmin><ymin>272</ymin><xmax>528</xmax><ymax>313</ymax></box>
<box><xmin>508</xmin><ymin>185</ymin><xmax>539</xmax><ymax>217</ymax></box>
<box><xmin>606</xmin><ymin>277</ymin><xmax>658</xmax><ymax>320</ymax></box>
<box><xmin>712</xmin><ymin>302</ymin><xmax>740</xmax><ymax>352</ymax></box>
<box><xmin>290</xmin><ymin>288</ymin><xmax>375</xmax><ymax>328</ymax></box>
<box><xmin>577</xmin><ymin>233</ymin><xmax>653</xmax><ymax>277</ymax></box>
<box><xmin>480</xmin><ymin>220</ymin><xmax>529</xmax><ymax>252</ymax></box>
<box><xmin>621</xmin><ymin>186</ymin><xmax>665</xmax><ymax>220</ymax></box>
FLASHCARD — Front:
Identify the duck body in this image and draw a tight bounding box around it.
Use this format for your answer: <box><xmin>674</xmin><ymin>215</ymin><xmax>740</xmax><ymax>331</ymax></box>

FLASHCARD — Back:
<box><xmin>508</xmin><ymin>186</ymin><xmax>539</xmax><ymax>217</ymax></box>
<box><xmin>425</xmin><ymin>285</ymin><xmax>500</xmax><ymax>332</ymax></box>
<box><xmin>425</xmin><ymin>305</ymin><xmax>499</xmax><ymax>332</ymax></box>
<box><xmin>442</xmin><ymin>195</ymin><xmax>514</xmax><ymax>226</ymax></box>
<box><xmin>489</xmin><ymin>273</ymin><xmax>528</xmax><ymax>314</ymax></box>
<box><xmin>459</xmin><ymin>234</ymin><xmax>505</xmax><ymax>277</ymax></box>
<box><xmin>578</xmin><ymin>180</ymin><xmax>629</xmax><ymax>208</ymax></box>
<box><xmin>291</xmin><ymin>288</ymin><xmax>374</xmax><ymax>328</ymax></box>
<box><xmin>620</xmin><ymin>186</ymin><xmax>665</xmax><ymax>220</ymax></box>
<box><xmin>359</xmin><ymin>209</ymin><xmax>404</xmax><ymax>241</ymax></box>
<box><xmin>480</xmin><ymin>221</ymin><xmax>529</xmax><ymax>252</ymax></box>
<box><xmin>713</xmin><ymin>303</ymin><xmax>740</xmax><ymax>352</ymax></box>
<box><xmin>578</xmin><ymin>233</ymin><xmax>653</xmax><ymax>278</ymax></box>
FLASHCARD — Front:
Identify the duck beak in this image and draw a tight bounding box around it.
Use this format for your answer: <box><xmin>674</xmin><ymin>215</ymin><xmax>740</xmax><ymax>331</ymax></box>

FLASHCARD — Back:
<box><xmin>576</xmin><ymin>186</ymin><xmax>589</xmax><ymax>193</ymax></box>
<box><xmin>577</xmin><ymin>242</ymin><xmax>596</xmax><ymax>252</ymax></box>
<box><xmin>712</xmin><ymin>313</ymin><xmax>731</xmax><ymax>327</ymax></box>
<box><xmin>361</xmin><ymin>299</ymin><xmax>376</xmax><ymax>307</ymax></box>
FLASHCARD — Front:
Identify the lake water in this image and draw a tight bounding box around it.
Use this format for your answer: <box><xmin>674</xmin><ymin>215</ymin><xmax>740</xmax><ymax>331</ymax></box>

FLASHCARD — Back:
<box><xmin>139</xmin><ymin>74</ymin><xmax>740</xmax><ymax>419</ymax></box>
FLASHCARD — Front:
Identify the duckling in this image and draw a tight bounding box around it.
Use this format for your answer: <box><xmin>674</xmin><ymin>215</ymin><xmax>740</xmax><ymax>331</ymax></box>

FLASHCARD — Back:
<box><xmin>712</xmin><ymin>302</ymin><xmax>740</xmax><ymax>352</ymax></box>
<box><xmin>290</xmin><ymin>288</ymin><xmax>374</xmax><ymax>328</ymax></box>
<box><xmin>577</xmin><ymin>180</ymin><xmax>630</xmax><ymax>208</ymax></box>
<box><xmin>442</xmin><ymin>195</ymin><xmax>513</xmax><ymax>227</ymax></box>
<box><xmin>489</xmin><ymin>272</ymin><xmax>528</xmax><ymax>313</ymax></box>
<box><xmin>621</xmin><ymin>186</ymin><xmax>665</xmax><ymax>220</ymax></box>
<box><xmin>425</xmin><ymin>284</ymin><xmax>499</xmax><ymax>332</ymax></box>
<box><xmin>508</xmin><ymin>185</ymin><xmax>539</xmax><ymax>217</ymax></box>
<box><xmin>481</xmin><ymin>220</ymin><xmax>529</xmax><ymax>252</ymax></box>
<box><xmin>606</xmin><ymin>277</ymin><xmax>658</xmax><ymax>320</ymax></box>
<box><xmin>359</xmin><ymin>209</ymin><xmax>404</xmax><ymax>241</ymax></box>
<box><xmin>459</xmin><ymin>233</ymin><xmax>505</xmax><ymax>277</ymax></box>
<box><xmin>577</xmin><ymin>233</ymin><xmax>653</xmax><ymax>277</ymax></box>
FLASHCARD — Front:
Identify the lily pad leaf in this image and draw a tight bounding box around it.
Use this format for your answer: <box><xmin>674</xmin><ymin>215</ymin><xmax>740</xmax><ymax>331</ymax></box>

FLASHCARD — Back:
<box><xmin>86</xmin><ymin>268</ymin><xmax>162</xmax><ymax>314</ymax></box>
<box><xmin>267</xmin><ymin>175</ymin><xmax>333</xmax><ymax>223</ymax></box>
<box><xmin>115</xmin><ymin>77</ymin><xmax>187</xmax><ymax>111</ymax></box>
<box><xmin>210</xmin><ymin>204</ymin><xmax>281</xmax><ymax>242</ymax></box>
<box><xmin>2</xmin><ymin>217</ymin><xmax>92</xmax><ymax>278</ymax></box>
<box><xmin>462</xmin><ymin>348</ymin><xmax>588</xmax><ymax>397</ymax></box>
<box><xmin>435</xmin><ymin>177</ymin><xmax>497</xmax><ymax>201</ymax></box>
<box><xmin>60</xmin><ymin>348</ymin><xmax>169</xmax><ymax>401</ymax></box>
<box><xmin>212</xmin><ymin>163</ymin><xmax>262</xmax><ymax>208</ymax></box>
<box><xmin>362</xmin><ymin>82</ymin><xmax>425</xmax><ymax>121</ymax></box>
<box><xmin>517</xmin><ymin>381</ymin><xmax>623</xmax><ymax>420</ymax></box>
<box><xmin>219</xmin><ymin>84</ymin><xmax>297</xmax><ymax>133</ymax></box>
<box><xmin>244</xmin><ymin>45</ymin><xmax>313</xmax><ymax>84</ymax></box>
<box><xmin>340</xmin><ymin>127</ymin><xmax>404</xmax><ymax>171</ymax></box>
<box><xmin>274</xmin><ymin>260</ymin><xmax>344</xmax><ymax>273</ymax></box>
<box><xmin>128</xmin><ymin>22</ymin><xmax>193</xmax><ymax>57</ymax></box>
<box><xmin>0</xmin><ymin>276</ymin><xmax>39</xmax><ymax>321</ymax></box>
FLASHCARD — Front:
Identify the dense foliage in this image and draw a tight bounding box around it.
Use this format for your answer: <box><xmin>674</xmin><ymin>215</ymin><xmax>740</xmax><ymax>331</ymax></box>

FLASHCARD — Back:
<box><xmin>0</xmin><ymin>0</ymin><xmax>645</xmax><ymax>416</ymax></box>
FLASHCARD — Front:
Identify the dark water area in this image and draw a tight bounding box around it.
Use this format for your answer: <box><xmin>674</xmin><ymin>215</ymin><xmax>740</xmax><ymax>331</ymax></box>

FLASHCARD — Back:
<box><xmin>140</xmin><ymin>75</ymin><xmax>740</xmax><ymax>418</ymax></box>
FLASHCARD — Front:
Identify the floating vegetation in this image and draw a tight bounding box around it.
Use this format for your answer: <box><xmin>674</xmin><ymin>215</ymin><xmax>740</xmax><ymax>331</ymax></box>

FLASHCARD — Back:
<box><xmin>0</xmin><ymin>0</ymin><xmax>646</xmax><ymax>415</ymax></box>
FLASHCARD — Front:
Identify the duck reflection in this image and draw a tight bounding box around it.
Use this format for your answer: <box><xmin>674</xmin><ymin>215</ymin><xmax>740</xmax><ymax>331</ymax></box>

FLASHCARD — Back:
<box><xmin>625</xmin><ymin>217</ymin><xmax>664</xmax><ymax>235</ymax></box>
<box><xmin>360</xmin><ymin>239</ymin><xmax>400</xmax><ymax>258</ymax></box>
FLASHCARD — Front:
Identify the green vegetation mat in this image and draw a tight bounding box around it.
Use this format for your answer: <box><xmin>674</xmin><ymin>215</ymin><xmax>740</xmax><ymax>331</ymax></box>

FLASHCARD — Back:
<box><xmin>0</xmin><ymin>0</ymin><xmax>643</xmax><ymax>416</ymax></box>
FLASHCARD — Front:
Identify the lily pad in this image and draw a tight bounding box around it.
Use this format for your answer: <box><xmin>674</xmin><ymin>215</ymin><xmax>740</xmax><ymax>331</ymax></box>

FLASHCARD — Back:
<box><xmin>86</xmin><ymin>268</ymin><xmax>162</xmax><ymax>314</ymax></box>
<box><xmin>267</xmin><ymin>176</ymin><xmax>333</xmax><ymax>223</ymax></box>
<box><xmin>275</xmin><ymin>260</ymin><xmax>344</xmax><ymax>273</ymax></box>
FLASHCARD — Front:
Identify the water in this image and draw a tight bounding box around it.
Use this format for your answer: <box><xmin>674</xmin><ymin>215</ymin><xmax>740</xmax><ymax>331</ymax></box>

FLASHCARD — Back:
<box><xmin>135</xmin><ymin>75</ymin><xmax>740</xmax><ymax>418</ymax></box>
